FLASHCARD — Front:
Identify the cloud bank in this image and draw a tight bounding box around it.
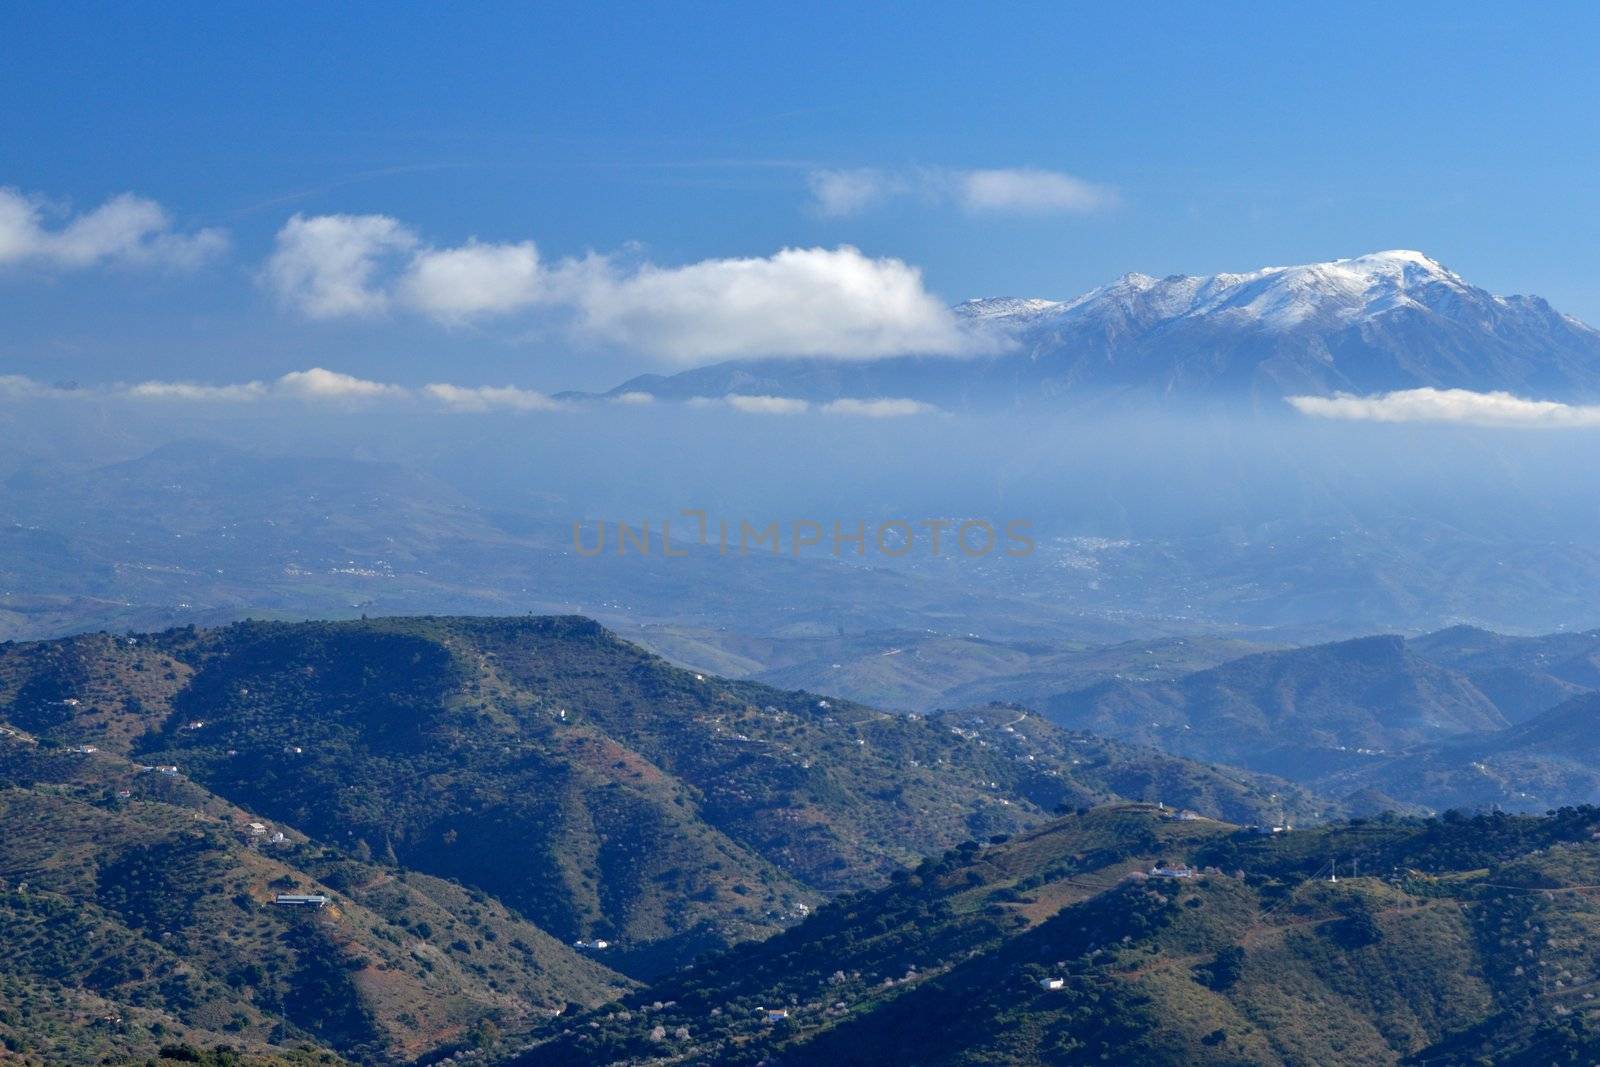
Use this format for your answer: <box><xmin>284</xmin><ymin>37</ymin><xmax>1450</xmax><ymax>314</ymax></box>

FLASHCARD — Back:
<box><xmin>422</xmin><ymin>382</ymin><xmax>563</xmax><ymax>412</ymax></box>
<box><xmin>1</xmin><ymin>372</ymin><xmax>934</xmax><ymax>419</ymax></box>
<box><xmin>4</xmin><ymin>368</ymin><xmax>557</xmax><ymax>412</ymax></box>
<box><xmin>821</xmin><ymin>396</ymin><xmax>939</xmax><ymax>418</ymax></box>
<box><xmin>125</xmin><ymin>369</ymin><xmax>408</xmax><ymax>404</ymax></box>
<box><xmin>0</xmin><ymin>187</ymin><xmax>226</xmax><ymax>270</ymax></box>
<box><xmin>1288</xmin><ymin>388</ymin><xmax>1600</xmax><ymax>428</ymax></box>
<box><xmin>806</xmin><ymin>166</ymin><xmax>1118</xmax><ymax>218</ymax></box>
<box><xmin>687</xmin><ymin>393</ymin><xmax>938</xmax><ymax>417</ymax></box>
<box><xmin>264</xmin><ymin>214</ymin><xmax>992</xmax><ymax>363</ymax></box>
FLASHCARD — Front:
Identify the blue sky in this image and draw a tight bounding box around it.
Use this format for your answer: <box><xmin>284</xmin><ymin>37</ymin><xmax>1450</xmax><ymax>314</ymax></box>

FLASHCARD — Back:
<box><xmin>4</xmin><ymin>2</ymin><xmax>1600</xmax><ymax>391</ymax></box>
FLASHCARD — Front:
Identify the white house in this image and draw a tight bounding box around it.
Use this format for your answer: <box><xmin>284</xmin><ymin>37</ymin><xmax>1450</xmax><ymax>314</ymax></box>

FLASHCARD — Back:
<box><xmin>1040</xmin><ymin>977</ymin><xmax>1066</xmax><ymax>991</ymax></box>
<box><xmin>273</xmin><ymin>894</ymin><xmax>329</xmax><ymax>907</ymax></box>
<box><xmin>1150</xmin><ymin>864</ymin><xmax>1196</xmax><ymax>879</ymax></box>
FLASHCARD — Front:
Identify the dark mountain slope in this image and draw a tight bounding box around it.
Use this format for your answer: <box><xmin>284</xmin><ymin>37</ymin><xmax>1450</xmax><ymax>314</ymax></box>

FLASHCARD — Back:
<box><xmin>1045</xmin><ymin>635</ymin><xmax>1506</xmax><ymax>780</ymax></box>
<box><xmin>1322</xmin><ymin>693</ymin><xmax>1600</xmax><ymax>813</ymax></box>
<box><xmin>1410</xmin><ymin>624</ymin><xmax>1600</xmax><ymax>722</ymax></box>
<box><xmin>0</xmin><ymin>616</ymin><xmax>1314</xmax><ymax>986</ymax></box>
<box><xmin>1458</xmin><ymin>664</ymin><xmax>1591</xmax><ymax>725</ymax></box>
<box><xmin>1410</xmin><ymin>625</ymin><xmax>1600</xmax><ymax>687</ymax></box>
<box><xmin>518</xmin><ymin>805</ymin><xmax>1600</xmax><ymax>1067</ymax></box>
<box><xmin>921</xmin><ymin>704</ymin><xmax>1330</xmax><ymax>827</ymax></box>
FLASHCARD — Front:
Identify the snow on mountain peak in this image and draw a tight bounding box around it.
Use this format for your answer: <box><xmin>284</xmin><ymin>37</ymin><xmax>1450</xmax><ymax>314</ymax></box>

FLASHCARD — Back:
<box><xmin>1343</xmin><ymin>248</ymin><xmax>1443</xmax><ymax>270</ymax></box>
<box><xmin>960</xmin><ymin>251</ymin><xmax>1482</xmax><ymax>333</ymax></box>
<box><xmin>955</xmin><ymin>296</ymin><xmax>1064</xmax><ymax>320</ymax></box>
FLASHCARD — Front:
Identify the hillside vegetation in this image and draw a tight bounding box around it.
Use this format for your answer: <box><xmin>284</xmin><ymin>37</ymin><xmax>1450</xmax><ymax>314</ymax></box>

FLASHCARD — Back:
<box><xmin>0</xmin><ymin>740</ymin><xmax>623</xmax><ymax>1064</ymax></box>
<box><xmin>520</xmin><ymin>805</ymin><xmax>1600</xmax><ymax>1066</ymax></box>
<box><xmin>0</xmin><ymin>615</ymin><xmax>1310</xmax><ymax>1063</ymax></box>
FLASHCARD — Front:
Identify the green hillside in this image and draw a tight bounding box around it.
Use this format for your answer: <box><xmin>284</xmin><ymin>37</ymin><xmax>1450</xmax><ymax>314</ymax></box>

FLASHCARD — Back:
<box><xmin>0</xmin><ymin>738</ymin><xmax>624</xmax><ymax>1065</ymax></box>
<box><xmin>518</xmin><ymin>804</ymin><xmax>1600</xmax><ymax>1066</ymax></box>
<box><xmin>0</xmin><ymin>614</ymin><xmax>1315</xmax><ymax>1063</ymax></box>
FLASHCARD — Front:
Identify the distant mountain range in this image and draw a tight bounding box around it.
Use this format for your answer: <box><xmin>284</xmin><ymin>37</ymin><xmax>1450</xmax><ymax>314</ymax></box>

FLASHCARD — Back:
<box><xmin>1045</xmin><ymin>626</ymin><xmax>1600</xmax><ymax>814</ymax></box>
<box><xmin>1048</xmin><ymin>634</ymin><xmax>1510</xmax><ymax>780</ymax></box>
<box><xmin>628</xmin><ymin>625</ymin><xmax>1274</xmax><ymax>714</ymax></box>
<box><xmin>648</xmin><ymin>623</ymin><xmax>1600</xmax><ymax>815</ymax></box>
<box><xmin>605</xmin><ymin>251</ymin><xmax>1600</xmax><ymax>407</ymax></box>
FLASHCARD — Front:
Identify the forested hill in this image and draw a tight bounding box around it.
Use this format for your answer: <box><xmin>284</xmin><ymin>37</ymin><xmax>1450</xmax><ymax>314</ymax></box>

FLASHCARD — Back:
<box><xmin>520</xmin><ymin>804</ymin><xmax>1600</xmax><ymax>1067</ymax></box>
<box><xmin>0</xmin><ymin>614</ymin><xmax>1314</xmax><ymax>1064</ymax></box>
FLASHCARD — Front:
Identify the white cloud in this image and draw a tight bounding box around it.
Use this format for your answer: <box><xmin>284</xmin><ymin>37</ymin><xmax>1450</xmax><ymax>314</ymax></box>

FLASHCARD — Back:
<box><xmin>266</xmin><ymin>211</ymin><xmax>1002</xmax><ymax>362</ymax></box>
<box><xmin>807</xmin><ymin>169</ymin><xmax>905</xmax><ymax>218</ymax></box>
<box><xmin>563</xmin><ymin>245</ymin><xmax>990</xmax><ymax>363</ymax></box>
<box><xmin>125</xmin><ymin>368</ymin><xmax>396</xmax><ymax>405</ymax></box>
<box><xmin>399</xmin><ymin>240</ymin><xmax>545</xmax><ymax>320</ymax></box>
<box><xmin>263</xmin><ymin>213</ymin><xmax>418</xmax><ymax>318</ymax></box>
<box><xmin>684</xmin><ymin>393</ymin><xmax>934</xmax><ymax>416</ymax></box>
<box><xmin>125</xmin><ymin>379</ymin><xmax>269</xmax><ymax>402</ymax></box>
<box><xmin>266</xmin><ymin>214</ymin><xmax>547</xmax><ymax>322</ymax></box>
<box><xmin>0</xmin><ymin>367</ymin><xmax>579</xmax><ymax>416</ymax></box>
<box><xmin>956</xmin><ymin>168</ymin><xmax>1118</xmax><ymax>214</ymax></box>
<box><xmin>1287</xmin><ymin>388</ymin><xmax>1600</xmax><ymax>428</ymax></box>
<box><xmin>805</xmin><ymin>166</ymin><xmax>1116</xmax><ymax>218</ymax></box>
<box><xmin>722</xmin><ymin>394</ymin><xmax>810</xmax><ymax>414</ymax></box>
<box><xmin>0</xmin><ymin>187</ymin><xmax>226</xmax><ymax>270</ymax></box>
<box><xmin>0</xmin><ymin>375</ymin><xmax>67</xmax><ymax>398</ymax></box>
<box><xmin>821</xmin><ymin>396</ymin><xmax>938</xmax><ymax>417</ymax></box>
<box><xmin>121</xmin><ymin>368</ymin><xmax>403</xmax><ymax>404</ymax></box>
<box><xmin>423</xmin><ymin>382</ymin><xmax>562</xmax><ymax>412</ymax></box>
<box><xmin>1</xmin><ymin>373</ymin><xmax>934</xmax><ymax>419</ymax></box>
<box><xmin>276</xmin><ymin>367</ymin><xmax>409</xmax><ymax>401</ymax></box>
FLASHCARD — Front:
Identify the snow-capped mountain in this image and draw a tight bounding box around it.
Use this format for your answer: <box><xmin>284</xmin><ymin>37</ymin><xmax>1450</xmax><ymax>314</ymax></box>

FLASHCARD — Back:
<box><xmin>610</xmin><ymin>251</ymin><xmax>1600</xmax><ymax>408</ymax></box>
<box><xmin>961</xmin><ymin>250</ymin><xmax>1517</xmax><ymax>332</ymax></box>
